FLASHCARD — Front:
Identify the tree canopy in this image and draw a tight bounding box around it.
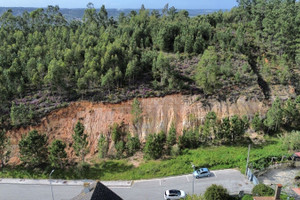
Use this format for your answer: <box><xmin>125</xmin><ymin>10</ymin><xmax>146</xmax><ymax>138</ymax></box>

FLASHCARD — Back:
<box><xmin>0</xmin><ymin>1</ymin><xmax>299</xmax><ymax>129</ymax></box>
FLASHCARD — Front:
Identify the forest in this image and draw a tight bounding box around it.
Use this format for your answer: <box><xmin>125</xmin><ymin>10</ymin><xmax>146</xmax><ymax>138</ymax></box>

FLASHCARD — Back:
<box><xmin>0</xmin><ymin>0</ymin><xmax>300</xmax><ymax>130</ymax></box>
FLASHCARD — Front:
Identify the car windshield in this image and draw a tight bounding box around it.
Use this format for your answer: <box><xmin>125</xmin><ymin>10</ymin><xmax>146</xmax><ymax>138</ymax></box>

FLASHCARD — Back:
<box><xmin>169</xmin><ymin>190</ymin><xmax>181</xmax><ymax>196</ymax></box>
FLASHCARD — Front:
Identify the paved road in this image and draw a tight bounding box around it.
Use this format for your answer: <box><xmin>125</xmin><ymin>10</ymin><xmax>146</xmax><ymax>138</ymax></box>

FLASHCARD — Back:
<box><xmin>111</xmin><ymin>169</ymin><xmax>253</xmax><ymax>200</ymax></box>
<box><xmin>0</xmin><ymin>184</ymin><xmax>82</xmax><ymax>200</ymax></box>
<box><xmin>0</xmin><ymin>169</ymin><xmax>253</xmax><ymax>200</ymax></box>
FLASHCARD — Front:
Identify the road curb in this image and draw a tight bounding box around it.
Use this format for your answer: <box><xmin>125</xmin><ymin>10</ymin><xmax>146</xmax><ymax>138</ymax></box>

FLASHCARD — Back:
<box><xmin>0</xmin><ymin>178</ymin><xmax>133</xmax><ymax>187</ymax></box>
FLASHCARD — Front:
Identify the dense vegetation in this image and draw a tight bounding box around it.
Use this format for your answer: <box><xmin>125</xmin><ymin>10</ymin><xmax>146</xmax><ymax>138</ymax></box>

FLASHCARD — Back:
<box><xmin>1</xmin><ymin>1</ymin><xmax>300</xmax><ymax>189</ymax></box>
<box><xmin>1</xmin><ymin>0</ymin><xmax>300</xmax><ymax>129</ymax></box>
<box><xmin>0</xmin><ymin>138</ymin><xmax>290</xmax><ymax>179</ymax></box>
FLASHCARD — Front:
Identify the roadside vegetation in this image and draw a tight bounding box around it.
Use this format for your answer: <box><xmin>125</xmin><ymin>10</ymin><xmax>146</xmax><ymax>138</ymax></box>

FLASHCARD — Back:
<box><xmin>185</xmin><ymin>183</ymin><xmax>294</xmax><ymax>200</ymax></box>
<box><xmin>0</xmin><ymin>137</ymin><xmax>290</xmax><ymax>180</ymax></box>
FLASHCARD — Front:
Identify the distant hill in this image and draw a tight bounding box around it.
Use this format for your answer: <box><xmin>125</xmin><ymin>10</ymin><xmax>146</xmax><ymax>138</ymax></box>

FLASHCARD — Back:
<box><xmin>0</xmin><ymin>7</ymin><xmax>227</xmax><ymax>20</ymax></box>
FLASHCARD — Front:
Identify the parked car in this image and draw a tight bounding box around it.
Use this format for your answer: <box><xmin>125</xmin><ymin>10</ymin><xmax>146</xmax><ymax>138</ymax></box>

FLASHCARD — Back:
<box><xmin>193</xmin><ymin>168</ymin><xmax>211</xmax><ymax>178</ymax></box>
<box><xmin>164</xmin><ymin>189</ymin><xmax>186</xmax><ymax>200</ymax></box>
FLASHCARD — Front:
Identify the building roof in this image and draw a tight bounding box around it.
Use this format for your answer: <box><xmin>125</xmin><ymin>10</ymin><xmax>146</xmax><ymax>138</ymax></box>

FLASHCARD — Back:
<box><xmin>293</xmin><ymin>188</ymin><xmax>300</xmax><ymax>195</ymax></box>
<box><xmin>91</xmin><ymin>182</ymin><xmax>123</xmax><ymax>200</ymax></box>
<box><xmin>71</xmin><ymin>181</ymin><xmax>123</xmax><ymax>200</ymax></box>
<box><xmin>294</xmin><ymin>152</ymin><xmax>300</xmax><ymax>157</ymax></box>
<box><xmin>253</xmin><ymin>197</ymin><xmax>274</xmax><ymax>200</ymax></box>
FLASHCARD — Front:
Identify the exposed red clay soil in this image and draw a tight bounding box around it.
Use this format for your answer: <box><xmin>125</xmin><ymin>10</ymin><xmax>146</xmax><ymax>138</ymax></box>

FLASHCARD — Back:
<box><xmin>7</xmin><ymin>94</ymin><xmax>270</xmax><ymax>164</ymax></box>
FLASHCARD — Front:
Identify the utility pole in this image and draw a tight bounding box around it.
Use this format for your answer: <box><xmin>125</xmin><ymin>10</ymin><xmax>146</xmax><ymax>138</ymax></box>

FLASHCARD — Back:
<box><xmin>245</xmin><ymin>144</ymin><xmax>251</xmax><ymax>175</ymax></box>
<box><xmin>49</xmin><ymin>169</ymin><xmax>55</xmax><ymax>200</ymax></box>
<box><xmin>191</xmin><ymin>163</ymin><xmax>195</xmax><ymax>195</ymax></box>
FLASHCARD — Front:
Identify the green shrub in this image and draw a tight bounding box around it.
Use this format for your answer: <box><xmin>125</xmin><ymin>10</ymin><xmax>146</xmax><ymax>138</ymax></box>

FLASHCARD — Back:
<box><xmin>170</xmin><ymin>144</ymin><xmax>180</xmax><ymax>156</ymax></box>
<box><xmin>125</xmin><ymin>136</ymin><xmax>140</xmax><ymax>156</ymax></box>
<box><xmin>112</xmin><ymin>123</ymin><xmax>122</xmax><ymax>143</ymax></box>
<box><xmin>48</xmin><ymin>139</ymin><xmax>67</xmax><ymax>169</ymax></box>
<box><xmin>281</xmin><ymin>131</ymin><xmax>300</xmax><ymax>151</ymax></box>
<box><xmin>115</xmin><ymin>141</ymin><xmax>125</xmax><ymax>158</ymax></box>
<box><xmin>252</xmin><ymin>184</ymin><xmax>274</xmax><ymax>196</ymax></box>
<box><xmin>178</xmin><ymin>129</ymin><xmax>200</xmax><ymax>150</ymax></box>
<box><xmin>19</xmin><ymin>130</ymin><xmax>48</xmax><ymax>168</ymax></box>
<box><xmin>144</xmin><ymin>132</ymin><xmax>166</xmax><ymax>159</ymax></box>
<box><xmin>76</xmin><ymin>162</ymin><xmax>90</xmax><ymax>177</ymax></box>
<box><xmin>251</xmin><ymin>113</ymin><xmax>263</xmax><ymax>132</ymax></box>
<box><xmin>166</xmin><ymin>123</ymin><xmax>177</xmax><ymax>155</ymax></box>
<box><xmin>185</xmin><ymin>194</ymin><xmax>205</xmax><ymax>200</ymax></box>
<box><xmin>280</xmin><ymin>194</ymin><xmax>295</xmax><ymax>200</ymax></box>
<box><xmin>242</xmin><ymin>194</ymin><xmax>253</xmax><ymax>200</ymax></box>
<box><xmin>204</xmin><ymin>184</ymin><xmax>230</xmax><ymax>200</ymax></box>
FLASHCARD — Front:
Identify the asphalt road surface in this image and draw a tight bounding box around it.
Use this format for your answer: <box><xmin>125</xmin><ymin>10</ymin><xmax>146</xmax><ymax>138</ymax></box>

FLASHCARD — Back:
<box><xmin>0</xmin><ymin>169</ymin><xmax>253</xmax><ymax>200</ymax></box>
<box><xmin>111</xmin><ymin>169</ymin><xmax>253</xmax><ymax>200</ymax></box>
<box><xmin>0</xmin><ymin>184</ymin><xmax>82</xmax><ymax>200</ymax></box>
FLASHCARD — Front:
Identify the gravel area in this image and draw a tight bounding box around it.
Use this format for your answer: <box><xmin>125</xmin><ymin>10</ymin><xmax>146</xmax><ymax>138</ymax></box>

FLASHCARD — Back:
<box><xmin>258</xmin><ymin>167</ymin><xmax>300</xmax><ymax>199</ymax></box>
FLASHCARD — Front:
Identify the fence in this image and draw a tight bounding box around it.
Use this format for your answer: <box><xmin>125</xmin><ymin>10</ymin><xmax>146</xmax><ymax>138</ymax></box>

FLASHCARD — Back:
<box><xmin>246</xmin><ymin>168</ymin><xmax>259</xmax><ymax>185</ymax></box>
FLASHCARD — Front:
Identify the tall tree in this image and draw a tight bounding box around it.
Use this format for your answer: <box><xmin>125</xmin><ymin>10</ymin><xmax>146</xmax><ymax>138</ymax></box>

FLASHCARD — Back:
<box><xmin>98</xmin><ymin>134</ymin><xmax>109</xmax><ymax>158</ymax></box>
<box><xmin>144</xmin><ymin>132</ymin><xmax>166</xmax><ymax>159</ymax></box>
<box><xmin>72</xmin><ymin>121</ymin><xmax>89</xmax><ymax>163</ymax></box>
<box><xmin>48</xmin><ymin>139</ymin><xmax>67</xmax><ymax>169</ymax></box>
<box><xmin>195</xmin><ymin>46</ymin><xmax>220</xmax><ymax>94</ymax></box>
<box><xmin>131</xmin><ymin>98</ymin><xmax>142</xmax><ymax>128</ymax></box>
<box><xmin>264</xmin><ymin>97</ymin><xmax>283</xmax><ymax>132</ymax></box>
<box><xmin>19</xmin><ymin>130</ymin><xmax>48</xmax><ymax>168</ymax></box>
<box><xmin>201</xmin><ymin>111</ymin><xmax>217</xmax><ymax>142</ymax></box>
<box><xmin>125</xmin><ymin>135</ymin><xmax>140</xmax><ymax>156</ymax></box>
<box><xmin>98</xmin><ymin>5</ymin><xmax>108</xmax><ymax>28</ymax></box>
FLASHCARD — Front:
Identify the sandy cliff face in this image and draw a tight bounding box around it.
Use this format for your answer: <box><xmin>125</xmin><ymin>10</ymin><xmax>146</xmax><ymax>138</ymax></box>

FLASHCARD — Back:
<box><xmin>7</xmin><ymin>94</ymin><xmax>269</xmax><ymax>163</ymax></box>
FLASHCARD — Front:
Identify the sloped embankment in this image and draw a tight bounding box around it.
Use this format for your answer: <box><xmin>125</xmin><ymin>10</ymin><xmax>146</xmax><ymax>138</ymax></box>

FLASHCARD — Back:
<box><xmin>6</xmin><ymin>93</ymin><xmax>274</xmax><ymax>164</ymax></box>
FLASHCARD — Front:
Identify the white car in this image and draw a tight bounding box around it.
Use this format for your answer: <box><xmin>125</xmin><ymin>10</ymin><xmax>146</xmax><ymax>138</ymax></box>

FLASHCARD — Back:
<box><xmin>164</xmin><ymin>189</ymin><xmax>186</xmax><ymax>200</ymax></box>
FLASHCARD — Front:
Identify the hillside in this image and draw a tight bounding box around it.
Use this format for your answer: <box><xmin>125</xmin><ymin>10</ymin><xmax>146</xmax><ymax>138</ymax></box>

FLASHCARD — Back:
<box><xmin>1</xmin><ymin>1</ymin><xmax>300</xmax><ymax>165</ymax></box>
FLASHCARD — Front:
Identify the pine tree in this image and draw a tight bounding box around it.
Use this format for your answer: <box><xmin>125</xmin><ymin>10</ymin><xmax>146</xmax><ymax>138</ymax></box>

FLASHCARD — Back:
<box><xmin>125</xmin><ymin>136</ymin><xmax>140</xmax><ymax>156</ymax></box>
<box><xmin>195</xmin><ymin>46</ymin><xmax>220</xmax><ymax>94</ymax></box>
<box><xmin>264</xmin><ymin>98</ymin><xmax>283</xmax><ymax>133</ymax></box>
<box><xmin>19</xmin><ymin>130</ymin><xmax>48</xmax><ymax>168</ymax></box>
<box><xmin>72</xmin><ymin>121</ymin><xmax>89</xmax><ymax>163</ymax></box>
<box><xmin>251</xmin><ymin>113</ymin><xmax>263</xmax><ymax>132</ymax></box>
<box><xmin>166</xmin><ymin>123</ymin><xmax>177</xmax><ymax>155</ymax></box>
<box><xmin>49</xmin><ymin>139</ymin><xmax>67</xmax><ymax>169</ymax></box>
<box><xmin>131</xmin><ymin>98</ymin><xmax>142</xmax><ymax>128</ymax></box>
<box><xmin>98</xmin><ymin>134</ymin><xmax>109</xmax><ymax>158</ymax></box>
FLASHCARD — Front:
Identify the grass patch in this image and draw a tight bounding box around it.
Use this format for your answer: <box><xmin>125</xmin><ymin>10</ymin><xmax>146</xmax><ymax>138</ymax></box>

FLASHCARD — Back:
<box><xmin>0</xmin><ymin>138</ymin><xmax>291</xmax><ymax>180</ymax></box>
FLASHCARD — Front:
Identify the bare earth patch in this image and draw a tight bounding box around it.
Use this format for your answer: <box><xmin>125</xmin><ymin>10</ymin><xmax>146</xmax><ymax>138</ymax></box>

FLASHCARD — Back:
<box><xmin>127</xmin><ymin>151</ymin><xmax>144</xmax><ymax>167</ymax></box>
